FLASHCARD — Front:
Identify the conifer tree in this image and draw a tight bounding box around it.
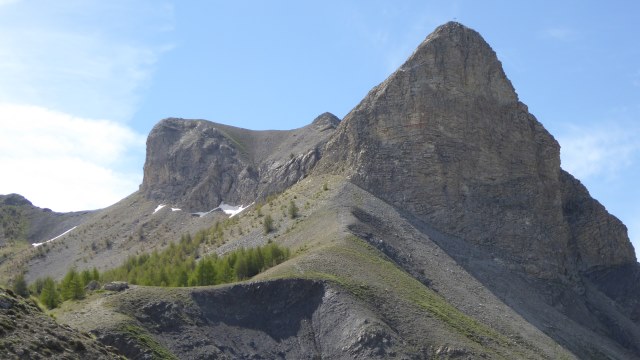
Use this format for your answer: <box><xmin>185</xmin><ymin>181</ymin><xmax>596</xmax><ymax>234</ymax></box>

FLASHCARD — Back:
<box><xmin>234</xmin><ymin>255</ymin><xmax>249</xmax><ymax>280</ymax></box>
<box><xmin>92</xmin><ymin>267</ymin><xmax>100</xmax><ymax>282</ymax></box>
<box><xmin>81</xmin><ymin>269</ymin><xmax>92</xmax><ymax>286</ymax></box>
<box><xmin>40</xmin><ymin>277</ymin><xmax>60</xmax><ymax>309</ymax></box>
<box><xmin>60</xmin><ymin>268</ymin><xmax>85</xmax><ymax>300</ymax></box>
<box><xmin>12</xmin><ymin>273</ymin><xmax>29</xmax><ymax>298</ymax></box>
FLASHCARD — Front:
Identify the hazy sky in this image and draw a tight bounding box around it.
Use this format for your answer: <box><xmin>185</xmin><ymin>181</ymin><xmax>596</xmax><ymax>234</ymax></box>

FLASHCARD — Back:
<box><xmin>0</xmin><ymin>1</ymin><xmax>638</xmax><ymax>255</ymax></box>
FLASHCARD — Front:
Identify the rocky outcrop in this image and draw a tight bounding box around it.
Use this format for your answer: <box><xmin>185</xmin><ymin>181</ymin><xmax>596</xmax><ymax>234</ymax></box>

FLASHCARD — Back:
<box><xmin>103</xmin><ymin>282</ymin><xmax>129</xmax><ymax>292</ymax></box>
<box><xmin>0</xmin><ymin>287</ymin><xmax>124</xmax><ymax>359</ymax></box>
<box><xmin>100</xmin><ymin>279</ymin><xmax>407</xmax><ymax>359</ymax></box>
<box><xmin>560</xmin><ymin>170</ymin><xmax>635</xmax><ymax>271</ymax></box>
<box><xmin>141</xmin><ymin>113</ymin><xmax>339</xmax><ymax>211</ymax></box>
<box><xmin>140</xmin><ymin>119</ymin><xmax>251</xmax><ymax>211</ymax></box>
<box><xmin>317</xmin><ymin>21</ymin><xmax>636</xmax><ymax>278</ymax></box>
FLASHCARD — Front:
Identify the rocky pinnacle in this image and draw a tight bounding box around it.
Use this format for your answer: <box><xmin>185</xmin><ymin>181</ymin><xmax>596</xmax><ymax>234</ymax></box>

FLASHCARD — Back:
<box><xmin>317</xmin><ymin>22</ymin><xmax>635</xmax><ymax>278</ymax></box>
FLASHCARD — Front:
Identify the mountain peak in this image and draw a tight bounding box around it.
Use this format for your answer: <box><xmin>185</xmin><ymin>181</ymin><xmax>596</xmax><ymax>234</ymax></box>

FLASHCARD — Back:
<box><xmin>0</xmin><ymin>193</ymin><xmax>33</xmax><ymax>207</ymax></box>
<box><xmin>311</xmin><ymin>112</ymin><xmax>340</xmax><ymax>129</ymax></box>
<box><xmin>433</xmin><ymin>21</ymin><xmax>473</xmax><ymax>35</ymax></box>
<box><xmin>317</xmin><ymin>22</ymin><xmax>634</xmax><ymax>277</ymax></box>
<box><xmin>393</xmin><ymin>21</ymin><xmax>517</xmax><ymax>106</ymax></box>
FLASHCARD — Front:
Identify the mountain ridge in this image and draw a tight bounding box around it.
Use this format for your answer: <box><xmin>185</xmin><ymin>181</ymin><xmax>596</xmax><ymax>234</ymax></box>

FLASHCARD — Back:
<box><xmin>315</xmin><ymin>21</ymin><xmax>635</xmax><ymax>278</ymax></box>
<box><xmin>140</xmin><ymin>113</ymin><xmax>340</xmax><ymax>211</ymax></box>
<box><xmin>3</xmin><ymin>21</ymin><xmax>639</xmax><ymax>359</ymax></box>
<box><xmin>0</xmin><ymin>193</ymin><xmax>92</xmax><ymax>248</ymax></box>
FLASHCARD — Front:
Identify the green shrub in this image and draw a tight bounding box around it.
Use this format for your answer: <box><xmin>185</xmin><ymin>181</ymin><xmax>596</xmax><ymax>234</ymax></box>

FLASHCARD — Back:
<box><xmin>263</xmin><ymin>214</ymin><xmax>274</xmax><ymax>234</ymax></box>
<box><xmin>288</xmin><ymin>200</ymin><xmax>299</xmax><ymax>219</ymax></box>
<box><xmin>39</xmin><ymin>277</ymin><xmax>60</xmax><ymax>309</ymax></box>
<box><xmin>59</xmin><ymin>268</ymin><xmax>84</xmax><ymax>301</ymax></box>
<box><xmin>12</xmin><ymin>274</ymin><xmax>29</xmax><ymax>298</ymax></box>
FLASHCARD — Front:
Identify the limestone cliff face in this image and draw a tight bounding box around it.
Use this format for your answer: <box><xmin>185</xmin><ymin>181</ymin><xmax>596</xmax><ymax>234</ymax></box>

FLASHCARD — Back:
<box><xmin>317</xmin><ymin>22</ymin><xmax>635</xmax><ymax>277</ymax></box>
<box><xmin>560</xmin><ymin>170</ymin><xmax>634</xmax><ymax>271</ymax></box>
<box><xmin>141</xmin><ymin>113</ymin><xmax>339</xmax><ymax>211</ymax></box>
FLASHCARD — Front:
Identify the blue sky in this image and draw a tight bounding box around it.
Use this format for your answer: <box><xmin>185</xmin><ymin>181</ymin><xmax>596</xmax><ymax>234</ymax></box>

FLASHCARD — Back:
<box><xmin>0</xmin><ymin>1</ymin><xmax>638</xmax><ymax>256</ymax></box>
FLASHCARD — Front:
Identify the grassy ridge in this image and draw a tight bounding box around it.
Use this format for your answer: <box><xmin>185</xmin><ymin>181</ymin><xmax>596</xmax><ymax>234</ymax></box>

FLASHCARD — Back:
<box><xmin>262</xmin><ymin>235</ymin><xmax>512</xmax><ymax>352</ymax></box>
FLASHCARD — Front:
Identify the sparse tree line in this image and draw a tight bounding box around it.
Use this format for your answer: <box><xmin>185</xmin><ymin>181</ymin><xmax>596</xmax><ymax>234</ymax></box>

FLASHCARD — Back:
<box><xmin>101</xmin><ymin>236</ymin><xmax>289</xmax><ymax>287</ymax></box>
<box><xmin>11</xmin><ymin>230</ymin><xmax>290</xmax><ymax>309</ymax></box>
<box><xmin>11</xmin><ymin>268</ymin><xmax>100</xmax><ymax>310</ymax></box>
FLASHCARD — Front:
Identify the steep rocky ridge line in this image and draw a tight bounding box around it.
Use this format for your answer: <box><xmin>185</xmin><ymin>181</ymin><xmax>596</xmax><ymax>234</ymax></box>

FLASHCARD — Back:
<box><xmin>15</xmin><ymin>21</ymin><xmax>640</xmax><ymax>359</ymax></box>
<box><xmin>0</xmin><ymin>194</ymin><xmax>92</xmax><ymax>246</ymax></box>
<box><xmin>343</xmin><ymin>187</ymin><xmax>640</xmax><ymax>358</ymax></box>
<box><xmin>141</xmin><ymin>113</ymin><xmax>339</xmax><ymax>211</ymax></box>
<box><xmin>316</xmin><ymin>21</ymin><xmax>635</xmax><ymax>278</ymax></box>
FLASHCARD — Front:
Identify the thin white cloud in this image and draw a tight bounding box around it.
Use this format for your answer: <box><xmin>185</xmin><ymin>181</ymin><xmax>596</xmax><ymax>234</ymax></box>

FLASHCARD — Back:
<box><xmin>0</xmin><ymin>1</ymin><xmax>172</xmax><ymax>211</ymax></box>
<box><xmin>543</xmin><ymin>27</ymin><xmax>576</xmax><ymax>41</ymax></box>
<box><xmin>559</xmin><ymin>124</ymin><xmax>639</xmax><ymax>180</ymax></box>
<box><xmin>558</xmin><ymin>118</ymin><xmax>640</xmax><ymax>260</ymax></box>
<box><xmin>0</xmin><ymin>104</ymin><xmax>145</xmax><ymax>211</ymax></box>
<box><xmin>0</xmin><ymin>0</ymin><xmax>173</xmax><ymax>122</ymax></box>
<box><xmin>0</xmin><ymin>0</ymin><xmax>19</xmax><ymax>6</ymax></box>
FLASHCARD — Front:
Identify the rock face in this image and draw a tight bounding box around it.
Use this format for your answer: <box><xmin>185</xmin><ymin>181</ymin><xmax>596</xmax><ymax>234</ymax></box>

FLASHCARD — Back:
<box><xmin>141</xmin><ymin>113</ymin><xmax>339</xmax><ymax>211</ymax></box>
<box><xmin>102</xmin><ymin>281</ymin><xmax>129</xmax><ymax>292</ymax></box>
<box><xmin>560</xmin><ymin>170</ymin><xmax>634</xmax><ymax>271</ymax></box>
<box><xmin>317</xmin><ymin>22</ymin><xmax>635</xmax><ymax>277</ymax></box>
<box><xmin>93</xmin><ymin>279</ymin><xmax>430</xmax><ymax>359</ymax></box>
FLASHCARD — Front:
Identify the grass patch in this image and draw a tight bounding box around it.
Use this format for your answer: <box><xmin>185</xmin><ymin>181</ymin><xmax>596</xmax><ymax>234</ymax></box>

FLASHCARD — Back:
<box><xmin>266</xmin><ymin>235</ymin><xmax>509</xmax><ymax>348</ymax></box>
<box><xmin>120</xmin><ymin>324</ymin><xmax>177</xmax><ymax>360</ymax></box>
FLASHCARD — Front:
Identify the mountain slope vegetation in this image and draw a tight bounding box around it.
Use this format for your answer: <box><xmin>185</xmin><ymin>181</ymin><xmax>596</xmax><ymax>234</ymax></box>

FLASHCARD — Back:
<box><xmin>3</xmin><ymin>22</ymin><xmax>639</xmax><ymax>359</ymax></box>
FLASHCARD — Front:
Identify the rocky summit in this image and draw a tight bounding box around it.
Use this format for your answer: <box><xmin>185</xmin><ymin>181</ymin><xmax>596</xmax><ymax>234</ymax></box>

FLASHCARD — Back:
<box><xmin>2</xmin><ymin>22</ymin><xmax>639</xmax><ymax>359</ymax></box>
<box><xmin>317</xmin><ymin>22</ymin><xmax>635</xmax><ymax>278</ymax></box>
<box><xmin>141</xmin><ymin>113</ymin><xmax>340</xmax><ymax>211</ymax></box>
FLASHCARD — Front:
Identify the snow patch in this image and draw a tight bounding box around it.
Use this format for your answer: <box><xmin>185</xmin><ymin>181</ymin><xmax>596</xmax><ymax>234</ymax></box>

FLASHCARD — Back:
<box><xmin>153</xmin><ymin>204</ymin><xmax>166</xmax><ymax>214</ymax></box>
<box><xmin>191</xmin><ymin>211</ymin><xmax>211</xmax><ymax>217</ymax></box>
<box><xmin>219</xmin><ymin>202</ymin><xmax>251</xmax><ymax>218</ymax></box>
<box><xmin>33</xmin><ymin>226</ymin><xmax>77</xmax><ymax>247</ymax></box>
<box><xmin>171</xmin><ymin>207</ymin><xmax>182</xmax><ymax>212</ymax></box>
<box><xmin>190</xmin><ymin>202</ymin><xmax>252</xmax><ymax>218</ymax></box>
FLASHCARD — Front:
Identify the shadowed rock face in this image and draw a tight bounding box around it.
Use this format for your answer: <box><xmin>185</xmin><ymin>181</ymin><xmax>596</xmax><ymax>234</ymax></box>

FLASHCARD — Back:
<box><xmin>317</xmin><ymin>22</ymin><xmax>635</xmax><ymax>277</ymax></box>
<box><xmin>141</xmin><ymin>113</ymin><xmax>339</xmax><ymax>211</ymax></box>
<box><xmin>97</xmin><ymin>280</ymin><xmax>405</xmax><ymax>359</ymax></box>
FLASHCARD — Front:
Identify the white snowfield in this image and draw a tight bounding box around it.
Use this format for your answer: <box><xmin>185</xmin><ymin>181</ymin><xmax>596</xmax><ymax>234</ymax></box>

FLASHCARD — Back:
<box><xmin>32</xmin><ymin>226</ymin><xmax>77</xmax><ymax>247</ymax></box>
<box><xmin>218</xmin><ymin>202</ymin><xmax>250</xmax><ymax>217</ymax></box>
<box><xmin>190</xmin><ymin>202</ymin><xmax>252</xmax><ymax>218</ymax></box>
<box><xmin>155</xmin><ymin>201</ymin><xmax>251</xmax><ymax>218</ymax></box>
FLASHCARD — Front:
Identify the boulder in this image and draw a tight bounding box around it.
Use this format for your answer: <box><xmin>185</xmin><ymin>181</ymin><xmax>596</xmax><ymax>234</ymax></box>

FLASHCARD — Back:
<box><xmin>103</xmin><ymin>282</ymin><xmax>129</xmax><ymax>292</ymax></box>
